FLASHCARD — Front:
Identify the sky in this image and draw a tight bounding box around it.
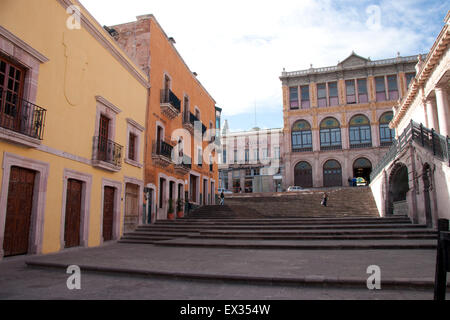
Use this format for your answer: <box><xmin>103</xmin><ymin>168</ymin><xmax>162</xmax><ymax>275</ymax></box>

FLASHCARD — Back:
<box><xmin>79</xmin><ymin>0</ymin><xmax>449</xmax><ymax>132</ymax></box>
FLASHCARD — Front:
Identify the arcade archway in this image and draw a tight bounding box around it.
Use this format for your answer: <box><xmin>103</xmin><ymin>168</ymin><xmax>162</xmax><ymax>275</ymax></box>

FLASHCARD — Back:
<box><xmin>353</xmin><ymin>157</ymin><xmax>372</xmax><ymax>184</ymax></box>
<box><xmin>294</xmin><ymin>161</ymin><xmax>313</xmax><ymax>188</ymax></box>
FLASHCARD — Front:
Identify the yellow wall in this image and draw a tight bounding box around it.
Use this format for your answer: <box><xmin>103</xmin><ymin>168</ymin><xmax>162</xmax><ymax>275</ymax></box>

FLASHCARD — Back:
<box><xmin>0</xmin><ymin>0</ymin><xmax>148</xmax><ymax>254</ymax></box>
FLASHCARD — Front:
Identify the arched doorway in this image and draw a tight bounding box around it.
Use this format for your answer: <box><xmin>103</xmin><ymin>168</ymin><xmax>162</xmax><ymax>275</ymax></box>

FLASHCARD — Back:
<box><xmin>294</xmin><ymin>161</ymin><xmax>313</xmax><ymax>188</ymax></box>
<box><xmin>388</xmin><ymin>163</ymin><xmax>409</xmax><ymax>215</ymax></box>
<box><xmin>422</xmin><ymin>163</ymin><xmax>433</xmax><ymax>227</ymax></box>
<box><xmin>323</xmin><ymin>159</ymin><xmax>342</xmax><ymax>187</ymax></box>
<box><xmin>353</xmin><ymin>157</ymin><xmax>372</xmax><ymax>184</ymax></box>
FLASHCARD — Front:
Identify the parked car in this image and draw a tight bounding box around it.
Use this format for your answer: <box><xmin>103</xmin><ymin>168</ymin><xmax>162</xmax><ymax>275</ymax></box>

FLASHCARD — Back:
<box><xmin>287</xmin><ymin>186</ymin><xmax>304</xmax><ymax>192</ymax></box>
<box><xmin>356</xmin><ymin>177</ymin><xmax>367</xmax><ymax>186</ymax></box>
<box><xmin>218</xmin><ymin>188</ymin><xmax>233</xmax><ymax>194</ymax></box>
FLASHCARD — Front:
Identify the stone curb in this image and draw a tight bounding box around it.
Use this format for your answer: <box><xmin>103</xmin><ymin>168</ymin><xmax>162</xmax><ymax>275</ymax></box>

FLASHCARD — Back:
<box><xmin>25</xmin><ymin>260</ymin><xmax>446</xmax><ymax>290</ymax></box>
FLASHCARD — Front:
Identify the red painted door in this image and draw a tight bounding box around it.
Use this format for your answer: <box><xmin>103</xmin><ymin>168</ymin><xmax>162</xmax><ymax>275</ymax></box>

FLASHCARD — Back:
<box><xmin>64</xmin><ymin>179</ymin><xmax>82</xmax><ymax>248</ymax></box>
<box><xmin>103</xmin><ymin>186</ymin><xmax>115</xmax><ymax>241</ymax></box>
<box><xmin>3</xmin><ymin>167</ymin><xmax>36</xmax><ymax>257</ymax></box>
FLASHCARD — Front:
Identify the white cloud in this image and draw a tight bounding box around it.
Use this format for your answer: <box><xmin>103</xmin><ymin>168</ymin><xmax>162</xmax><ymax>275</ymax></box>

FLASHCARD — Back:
<box><xmin>80</xmin><ymin>0</ymin><xmax>442</xmax><ymax>117</ymax></box>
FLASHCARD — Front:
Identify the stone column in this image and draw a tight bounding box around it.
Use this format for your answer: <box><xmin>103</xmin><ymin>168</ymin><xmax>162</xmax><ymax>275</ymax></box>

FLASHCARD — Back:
<box><xmin>341</xmin><ymin>126</ymin><xmax>349</xmax><ymax>150</ymax></box>
<box><xmin>435</xmin><ymin>86</ymin><xmax>450</xmax><ymax>137</ymax></box>
<box><xmin>371</xmin><ymin>123</ymin><xmax>379</xmax><ymax>147</ymax></box>
<box><xmin>425</xmin><ymin>98</ymin><xmax>439</xmax><ymax>132</ymax></box>
<box><xmin>312</xmin><ymin>129</ymin><xmax>320</xmax><ymax>152</ymax></box>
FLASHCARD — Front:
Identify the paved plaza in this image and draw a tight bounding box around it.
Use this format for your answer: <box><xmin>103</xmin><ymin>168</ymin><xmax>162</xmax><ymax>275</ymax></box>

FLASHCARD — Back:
<box><xmin>0</xmin><ymin>241</ymin><xmax>446</xmax><ymax>300</ymax></box>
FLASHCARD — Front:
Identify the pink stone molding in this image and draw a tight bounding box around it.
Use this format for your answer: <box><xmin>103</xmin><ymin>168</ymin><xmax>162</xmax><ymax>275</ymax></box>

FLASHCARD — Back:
<box><xmin>0</xmin><ymin>26</ymin><xmax>48</xmax><ymax>104</ymax></box>
<box><xmin>59</xmin><ymin>169</ymin><xmax>93</xmax><ymax>250</ymax></box>
<box><xmin>0</xmin><ymin>152</ymin><xmax>50</xmax><ymax>260</ymax></box>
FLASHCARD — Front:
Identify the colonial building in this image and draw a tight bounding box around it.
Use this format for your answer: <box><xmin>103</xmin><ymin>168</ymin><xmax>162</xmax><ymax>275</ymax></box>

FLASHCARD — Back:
<box><xmin>280</xmin><ymin>51</ymin><xmax>426</xmax><ymax>189</ymax></box>
<box><xmin>218</xmin><ymin>123</ymin><xmax>283</xmax><ymax>193</ymax></box>
<box><xmin>110</xmin><ymin>15</ymin><xmax>220</xmax><ymax>221</ymax></box>
<box><xmin>0</xmin><ymin>0</ymin><xmax>149</xmax><ymax>258</ymax></box>
<box><xmin>370</xmin><ymin>11</ymin><xmax>450</xmax><ymax>227</ymax></box>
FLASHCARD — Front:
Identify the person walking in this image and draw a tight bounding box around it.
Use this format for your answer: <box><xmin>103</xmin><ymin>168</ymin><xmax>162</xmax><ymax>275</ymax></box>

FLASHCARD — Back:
<box><xmin>321</xmin><ymin>192</ymin><xmax>329</xmax><ymax>207</ymax></box>
<box><xmin>220</xmin><ymin>191</ymin><xmax>225</xmax><ymax>205</ymax></box>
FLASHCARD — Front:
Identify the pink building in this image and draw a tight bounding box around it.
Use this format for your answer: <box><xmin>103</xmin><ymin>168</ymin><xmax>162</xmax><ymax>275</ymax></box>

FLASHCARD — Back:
<box><xmin>370</xmin><ymin>12</ymin><xmax>450</xmax><ymax>227</ymax></box>
<box><xmin>280</xmin><ymin>52</ymin><xmax>424</xmax><ymax>189</ymax></box>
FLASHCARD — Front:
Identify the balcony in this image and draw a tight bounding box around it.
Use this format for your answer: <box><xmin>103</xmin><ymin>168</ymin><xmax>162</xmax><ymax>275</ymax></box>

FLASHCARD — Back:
<box><xmin>350</xmin><ymin>142</ymin><xmax>373</xmax><ymax>149</ymax></box>
<box><xmin>152</xmin><ymin>139</ymin><xmax>174</xmax><ymax>167</ymax></box>
<box><xmin>0</xmin><ymin>89</ymin><xmax>46</xmax><ymax>147</ymax></box>
<box><xmin>92</xmin><ymin>136</ymin><xmax>123</xmax><ymax>172</ymax></box>
<box><xmin>380</xmin><ymin>140</ymin><xmax>393</xmax><ymax>147</ymax></box>
<box><xmin>182</xmin><ymin>112</ymin><xmax>207</xmax><ymax>135</ymax></box>
<box><xmin>160</xmin><ymin>89</ymin><xmax>181</xmax><ymax>119</ymax></box>
<box><xmin>320</xmin><ymin>144</ymin><xmax>342</xmax><ymax>151</ymax></box>
<box><xmin>174</xmin><ymin>154</ymin><xmax>192</xmax><ymax>175</ymax></box>
<box><xmin>292</xmin><ymin>146</ymin><xmax>313</xmax><ymax>153</ymax></box>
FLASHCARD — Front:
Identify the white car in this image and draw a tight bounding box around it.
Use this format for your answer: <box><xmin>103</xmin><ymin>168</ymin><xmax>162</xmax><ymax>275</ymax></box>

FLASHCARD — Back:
<box><xmin>287</xmin><ymin>186</ymin><xmax>304</xmax><ymax>192</ymax></box>
<box><xmin>218</xmin><ymin>188</ymin><xmax>233</xmax><ymax>194</ymax></box>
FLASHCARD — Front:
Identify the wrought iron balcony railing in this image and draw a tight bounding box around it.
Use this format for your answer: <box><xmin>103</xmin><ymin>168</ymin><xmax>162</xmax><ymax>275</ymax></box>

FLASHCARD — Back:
<box><xmin>370</xmin><ymin>121</ymin><xmax>450</xmax><ymax>181</ymax></box>
<box><xmin>152</xmin><ymin>139</ymin><xmax>174</xmax><ymax>159</ymax></box>
<box><xmin>350</xmin><ymin>142</ymin><xmax>373</xmax><ymax>149</ymax></box>
<box><xmin>0</xmin><ymin>89</ymin><xmax>46</xmax><ymax>140</ymax></box>
<box><xmin>320</xmin><ymin>144</ymin><xmax>342</xmax><ymax>151</ymax></box>
<box><xmin>93</xmin><ymin>136</ymin><xmax>123</xmax><ymax>167</ymax></box>
<box><xmin>160</xmin><ymin>89</ymin><xmax>181</xmax><ymax>112</ymax></box>
<box><xmin>292</xmin><ymin>146</ymin><xmax>313</xmax><ymax>153</ymax></box>
<box><xmin>183</xmin><ymin>112</ymin><xmax>207</xmax><ymax>134</ymax></box>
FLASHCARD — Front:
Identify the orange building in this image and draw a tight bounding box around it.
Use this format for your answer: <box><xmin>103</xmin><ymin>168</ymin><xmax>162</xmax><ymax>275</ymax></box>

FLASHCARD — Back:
<box><xmin>110</xmin><ymin>15</ymin><xmax>220</xmax><ymax>221</ymax></box>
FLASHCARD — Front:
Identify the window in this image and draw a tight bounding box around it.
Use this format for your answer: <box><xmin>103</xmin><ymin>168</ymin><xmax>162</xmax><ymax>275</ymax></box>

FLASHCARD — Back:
<box><xmin>128</xmin><ymin>133</ymin><xmax>136</xmax><ymax>161</ymax></box>
<box><xmin>262</xmin><ymin>148</ymin><xmax>268</xmax><ymax>159</ymax></box>
<box><xmin>328</xmin><ymin>82</ymin><xmax>338</xmax><ymax>106</ymax></box>
<box><xmin>234</xmin><ymin>150</ymin><xmax>237</xmax><ymax>163</ymax></box>
<box><xmin>245</xmin><ymin>168</ymin><xmax>252</xmax><ymax>176</ymax></box>
<box><xmin>253</xmin><ymin>168</ymin><xmax>260</xmax><ymax>176</ymax></box>
<box><xmin>349</xmin><ymin>115</ymin><xmax>372</xmax><ymax>148</ymax></box>
<box><xmin>223</xmin><ymin>150</ymin><xmax>227</xmax><ymax>164</ymax></box>
<box><xmin>379</xmin><ymin>112</ymin><xmax>395</xmax><ymax>146</ymax></box>
<box><xmin>274</xmin><ymin>147</ymin><xmax>280</xmax><ymax>159</ymax></box>
<box><xmin>197</xmin><ymin>148</ymin><xmax>203</xmax><ymax>166</ymax></box>
<box><xmin>387</xmin><ymin>75</ymin><xmax>398</xmax><ymax>100</ymax></box>
<box><xmin>346</xmin><ymin>80</ymin><xmax>356</xmax><ymax>104</ymax></box>
<box><xmin>300</xmin><ymin>85</ymin><xmax>310</xmax><ymax>109</ymax></box>
<box><xmin>320</xmin><ymin>117</ymin><xmax>341</xmax><ymax>150</ymax></box>
<box><xmin>358</xmin><ymin>79</ymin><xmax>368</xmax><ymax>103</ymax></box>
<box><xmin>245</xmin><ymin>149</ymin><xmax>249</xmax><ymax>163</ymax></box>
<box><xmin>289</xmin><ymin>87</ymin><xmax>299</xmax><ymax>109</ymax></box>
<box><xmin>405</xmin><ymin>72</ymin><xmax>415</xmax><ymax>89</ymax></box>
<box><xmin>375</xmin><ymin>77</ymin><xmax>386</xmax><ymax>101</ymax></box>
<box><xmin>317</xmin><ymin>83</ymin><xmax>327</xmax><ymax>107</ymax></box>
<box><xmin>291</xmin><ymin>120</ymin><xmax>312</xmax><ymax>152</ymax></box>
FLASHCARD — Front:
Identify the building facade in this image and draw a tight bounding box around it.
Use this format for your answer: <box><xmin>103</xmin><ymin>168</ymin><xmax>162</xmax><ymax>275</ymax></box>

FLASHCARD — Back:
<box><xmin>280</xmin><ymin>52</ymin><xmax>425</xmax><ymax>189</ymax></box>
<box><xmin>218</xmin><ymin>125</ymin><xmax>283</xmax><ymax>193</ymax></box>
<box><xmin>111</xmin><ymin>15</ymin><xmax>220</xmax><ymax>221</ymax></box>
<box><xmin>0</xmin><ymin>0</ymin><xmax>149</xmax><ymax>259</ymax></box>
<box><xmin>370</xmin><ymin>12</ymin><xmax>450</xmax><ymax>227</ymax></box>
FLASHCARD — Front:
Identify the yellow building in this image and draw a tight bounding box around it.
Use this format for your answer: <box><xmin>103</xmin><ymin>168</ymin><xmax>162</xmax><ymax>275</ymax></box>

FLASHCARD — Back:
<box><xmin>0</xmin><ymin>0</ymin><xmax>149</xmax><ymax>259</ymax></box>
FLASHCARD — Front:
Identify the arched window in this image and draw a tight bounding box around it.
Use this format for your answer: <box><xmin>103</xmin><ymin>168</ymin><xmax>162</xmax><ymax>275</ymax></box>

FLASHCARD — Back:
<box><xmin>379</xmin><ymin>112</ymin><xmax>395</xmax><ymax>147</ymax></box>
<box><xmin>320</xmin><ymin>117</ymin><xmax>341</xmax><ymax>150</ymax></box>
<box><xmin>292</xmin><ymin>120</ymin><xmax>312</xmax><ymax>152</ymax></box>
<box><xmin>349</xmin><ymin>114</ymin><xmax>372</xmax><ymax>148</ymax></box>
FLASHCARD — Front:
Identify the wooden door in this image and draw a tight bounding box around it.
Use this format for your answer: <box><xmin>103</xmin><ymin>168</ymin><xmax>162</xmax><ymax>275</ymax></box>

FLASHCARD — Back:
<box><xmin>323</xmin><ymin>160</ymin><xmax>342</xmax><ymax>187</ymax></box>
<box><xmin>0</xmin><ymin>57</ymin><xmax>25</xmax><ymax>132</ymax></box>
<box><xmin>103</xmin><ymin>186</ymin><xmax>115</xmax><ymax>241</ymax></box>
<box><xmin>294</xmin><ymin>162</ymin><xmax>313</xmax><ymax>188</ymax></box>
<box><xmin>3</xmin><ymin>167</ymin><xmax>36</xmax><ymax>257</ymax></box>
<box><xmin>124</xmin><ymin>184</ymin><xmax>139</xmax><ymax>232</ymax></box>
<box><xmin>64</xmin><ymin>179</ymin><xmax>82</xmax><ymax>248</ymax></box>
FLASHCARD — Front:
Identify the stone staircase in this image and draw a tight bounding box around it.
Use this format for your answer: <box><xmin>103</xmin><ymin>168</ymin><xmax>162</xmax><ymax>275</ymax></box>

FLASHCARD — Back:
<box><xmin>119</xmin><ymin>187</ymin><xmax>437</xmax><ymax>249</ymax></box>
<box><xmin>223</xmin><ymin>187</ymin><xmax>379</xmax><ymax>218</ymax></box>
